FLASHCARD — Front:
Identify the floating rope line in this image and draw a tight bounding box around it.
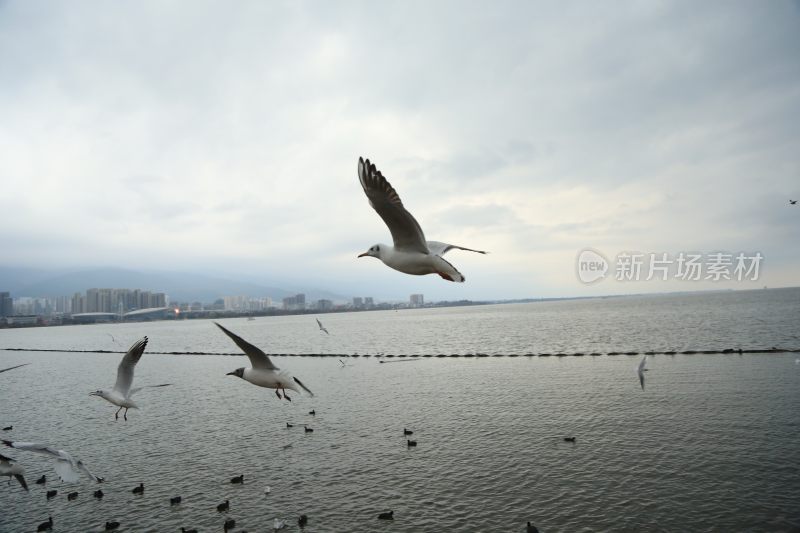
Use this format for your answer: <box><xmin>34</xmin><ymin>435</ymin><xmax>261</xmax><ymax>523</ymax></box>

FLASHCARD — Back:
<box><xmin>2</xmin><ymin>347</ymin><xmax>799</xmax><ymax>356</ymax></box>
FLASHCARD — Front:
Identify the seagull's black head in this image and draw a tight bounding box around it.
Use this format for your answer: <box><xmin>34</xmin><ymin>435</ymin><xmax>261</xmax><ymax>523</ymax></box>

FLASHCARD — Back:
<box><xmin>358</xmin><ymin>244</ymin><xmax>381</xmax><ymax>258</ymax></box>
<box><xmin>226</xmin><ymin>367</ymin><xmax>245</xmax><ymax>378</ymax></box>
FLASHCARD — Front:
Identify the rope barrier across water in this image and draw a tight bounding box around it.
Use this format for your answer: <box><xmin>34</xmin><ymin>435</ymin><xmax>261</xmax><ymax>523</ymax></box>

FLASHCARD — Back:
<box><xmin>3</xmin><ymin>347</ymin><xmax>799</xmax><ymax>357</ymax></box>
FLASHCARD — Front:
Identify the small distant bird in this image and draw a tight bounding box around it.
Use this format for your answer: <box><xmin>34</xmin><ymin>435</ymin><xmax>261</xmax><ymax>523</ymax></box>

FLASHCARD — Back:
<box><xmin>563</xmin><ymin>437</ymin><xmax>576</xmax><ymax>443</ymax></box>
<box><xmin>316</xmin><ymin>318</ymin><xmax>329</xmax><ymax>334</ymax></box>
<box><xmin>304</xmin><ymin>426</ymin><xmax>314</xmax><ymax>433</ymax></box>
<box><xmin>308</xmin><ymin>409</ymin><xmax>316</xmax><ymax>415</ymax></box>
<box><xmin>0</xmin><ymin>363</ymin><xmax>29</xmax><ymax>374</ymax></box>
<box><xmin>170</xmin><ymin>496</ymin><xmax>182</xmax><ymax>505</ymax></box>
<box><xmin>105</xmin><ymin>521</ymin><xmax>120</xmax><ymax>531</ymax></box>
<box><xmin>94</xmin><ymin>490</ymin><xmax>104</xmax><ymax>499</ymax></box>
<box><xmin>298</xmin><ymin>514</ymin><xmax>308</xmax><ymax>528</ymax></box>
<box><xmin>230</xmin><ymin>474</ymin><xmax>244</xmax><ymax>484</ymax></box>
<box><xmin>790</xmin><ymin>200</ymin><xmax>797</xmax><ymax>205</ymax></box>
<box><xmin>0</xmin><ymin>453</ymin><xmax>28</xmax><ymax>491</ymax></box>
<box><xmin>274</xmin><ymin>518</ymin><xmax>287</xmax><ymax>530</ymax></box>
<box><xmin>264</xmin><ymin>486</ymin><xmax>272</xmax><ymax>494</ymax></box>
<box><xmin>90</xmin><ymin>336</ymin><xmax>172</xmax><ymax>420</ymax></box>
<box><xmin>132</xmin><ymin>482</ymin><xmax>144</xmax><ymax>494</ymax></box>
<box><xmin>287</xmin><ymin>422</ymin><xmax>293</xmax><ymax>428</ymax></box>
<box><xmin>46</xmin><ymin>489</ymin><xmax>57</xmax><ymax>499</ymax></box>
<box><xmin>527</xmin><ymin>521</ymin><xmax>540</xmax><ymax>533</ymax></box>
<box><xmin>181</xmin><ymin>528</ymin><xmax>198</xmax><ymax>533</ymax></box>
<box><xmin>356</xmin><ymin>157</ymin><xmax>487</xmax><ymax>282</ymax></box>
<box><xmin>403</xmin><ymin>428</ymin><xmax>413</xmax><ymax>435</ymax></box>
<box><xmin>407</xmin><ymin>440</ymin><xmax>417</xmax><ymax>447</ymax></box>
<box><xmin>216</xmin><ymin>322</ymin><xmax>314</xmax><ymax>401</ymax></box>
<box><xmin>2</xmin><ymin>440</ymin><xmax>101</xmax><ymax>482</ymax></box>
<box><xmin>217</xmin><ymin>499</ymin><xmax>230</xmax><ymax>513</ymax></box>
<box><xmin>637</xmin><ymin>355</ymin><xmax>648</xmax><ymax>390</ymax></box>
<box><xmin>378</xmin><ymin>510</ymin><xmax>394</xmax><ymax>520</ymax></box>
<box><xmin>67</xmin><ymin>491</ymin><xmax>78</xmax><ymax>501</ymax></box>
<box><xmin>37</xmin><ymin>516</ymin><xmax>53</xmax><ymax>532</ymax></box>
<box><xmin>223</xmin><ymin>518</ymin><xmax>236</xmax><ymax>532</ymax></box>
<box><xmin>35</xmin><ymin>474</ymin><xmax>46</xmax><ymax>485</ymax></box>
<box><xmin>2</xmin><ymin>426</ymin><xmax>12</xmax><ymax>431</ymax></box>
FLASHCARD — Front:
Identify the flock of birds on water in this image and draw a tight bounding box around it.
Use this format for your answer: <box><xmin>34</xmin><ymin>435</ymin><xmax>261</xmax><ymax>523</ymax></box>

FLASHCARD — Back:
<box><xmin>0</xmin><ymin>157</ymin><xmax>665</xmax><ymax>532</ymax></box>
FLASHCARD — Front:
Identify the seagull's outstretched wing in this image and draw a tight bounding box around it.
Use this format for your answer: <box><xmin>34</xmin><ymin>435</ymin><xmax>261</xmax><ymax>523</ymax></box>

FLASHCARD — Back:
<box><xmin>76</xmin><ymin>460</ymin><xmax>102</xmax><ymax>483</ymax></box>
<box><xmin>316</xmin><ymin>319</ymin><xmax>329</xmax><ymax>334</ymax></box>
<box><xmin>215</xmin><ymin>322</ymin><xmax>278</xmax><ymax>370</ymax></box>
<box><xmin>114</xmin><ymin>337</ymin><xmax>148</xmax><ymax>396</ymax></box>
<box><xmin>3</xmin><ymin>441</ymin><xmax>86</xmax><ymax>483</ymax></box>
<box><xmin>358</xmin><ymin>157</ymin><xmax>428</xmax><ymax>253</ymax></box>
<box><xmin>637</xmin><ymin>356</ymin><xmax>647</xmax><ymax>390</ymax></box>
<box><xmin>53</xmin><ymin>457</ymin><xmax>80</xmax><ymax>483</ymax></box>
<box><xmin>14</xmin><ymin>473</ymin><xmax>28</xmax><ymax>490</ymax></box>
<box><xmin>426</xmin><ymin>241</ymin><xmax>488</xmax><ymax>257</ymax></box>
<box><xmin>129</xmin><ymin>383</ymin><xmax>173</xmax><ymax>397</ymax></box>
<box><xmin>3</xmin><ymin>440</ymin><xmax>63</xmax><ymax>460</ymax></box>
<box><xmin>0</xmin><ymin>363</ymin><xmax>30</xmax><ymax>374</ymax></box>
<box><xmin>293</xmin><ymin>377</ymin><xmax>314</xmax><ymax>397</ymax></box>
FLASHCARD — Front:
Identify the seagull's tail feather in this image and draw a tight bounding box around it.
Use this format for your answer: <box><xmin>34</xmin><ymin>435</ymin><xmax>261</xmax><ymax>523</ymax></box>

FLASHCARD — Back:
<box><xmin>293</xmin><ymin>377</ymin><xmax>314</xmax><ymax>397</ymax></box>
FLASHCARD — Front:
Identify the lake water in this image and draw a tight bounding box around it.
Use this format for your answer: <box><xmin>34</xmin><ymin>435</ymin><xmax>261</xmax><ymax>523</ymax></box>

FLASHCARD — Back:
<box><xmin>1</xmin><ymin>288</ymin><xmax>799</xmax><ymax>532</ymax></box>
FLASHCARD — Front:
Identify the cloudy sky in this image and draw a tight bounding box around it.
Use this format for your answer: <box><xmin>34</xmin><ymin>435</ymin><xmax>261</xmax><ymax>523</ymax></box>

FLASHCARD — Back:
<box><xmin>1</xmin><ymin>1</ymin><xmax>798</xmax><ymax>301</ymax></box>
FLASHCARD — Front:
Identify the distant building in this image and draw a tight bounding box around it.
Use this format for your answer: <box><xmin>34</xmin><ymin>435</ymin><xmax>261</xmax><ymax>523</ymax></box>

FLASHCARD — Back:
<box><xmin>317</xmin><ymin>299</ymin><xmax>333</xmax><ymax>311</ymax></box>
<box><xmin>364</xmin><ymin>297</ymin><xmax>374</xmax><ymax>308</ymax></box>
<box><xmin>410</xmin><ymin>294</ymin><xmax>424</xmax><ymax>307</ymax></box>
<box><xmin>353</xmin><ymin>297</ymin><xmax>364</xmax><ymax>309</ymax></box>
<box><xmin>0</xmin><ymin>292</ymin><xmax>13</xmax><ymax>317</ymax></box>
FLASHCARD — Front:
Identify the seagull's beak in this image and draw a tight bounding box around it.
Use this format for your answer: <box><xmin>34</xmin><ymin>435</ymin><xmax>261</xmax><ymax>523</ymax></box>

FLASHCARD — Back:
<box><xmin>226</xmin><ymin>371</ymin><xmax>236</xmax><ymax>376</ymax></box>
<box><xmin>89</xmin><ymin>391</ymin><xmax>98</xmax><ymax>396</ymax></box>
<box><xmin>358</xmin><ymin>252</ymin><xmax>369</xmax><ymax>258</ymax></box>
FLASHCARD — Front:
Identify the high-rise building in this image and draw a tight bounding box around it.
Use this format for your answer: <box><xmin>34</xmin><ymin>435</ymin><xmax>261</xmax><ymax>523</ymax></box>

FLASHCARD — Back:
<box><xmin>353</xmin><ymin>297</ymin><xmax>364</xmax><ymax>308</ymax></box>
<box><xmin>0</xmin><ymin>292</ymin><xmax>12</xmax><ymax>317</ymax></box>
<box><xmin>410</xmin><ymin>294</ymin><xmax>424</xmax><ymax>307</ymax></box>
<box><xmin>364</xmin><ymin>297</ymin><xmax>374</xmax><ymax>308</ymax></box>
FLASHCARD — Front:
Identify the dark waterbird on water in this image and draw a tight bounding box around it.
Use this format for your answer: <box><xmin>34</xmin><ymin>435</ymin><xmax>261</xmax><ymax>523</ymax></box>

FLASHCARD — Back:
<box><xmin>105</xmin><ymin>521</ymin><xmax>120</xmax><ymax>530</ymax></box>
<box><xmin>181</xmin><ymin>528</ymin><xmax>198</xmax><ymax>533</ymax></box>
<box><xmin>46</xmin><ymin>489</ymin><xmax>57</xmax><ymax>499</ymax></box>
<box><xmin>35</xmin><ymin>474</ymin><xmax>46</xmax><ymax>485</ymax></box>
<box><xmin>527</xmin><ymin>521</ymin><xmax>540</xmax><ymax>532</ymax></box>
<box><xmin>298</xmin><ymin>514</ymin><xmax>308</xmax><ymax>528</ymax></box>
<box><xmin>287</xmin><ymin>422</ymin><xmax>293</xmax><ymax>428</ymax></box>
<box><xmin>67</xmin><ymin>491</ymin><xmax>78</xmax><ymax>501</ymax></box>
<box><xmin>37</xmin><ymin>516</ymin><xmax>53</xmax><ymax>532</ymax></box>
<box><xmin>230</xmin><ymin>474</ymin><xmax>244</xmax><ymax>484</ymax></box>
<box><xmin>171</xmin><ymin>496</ymin><xmax>182</xmax><ymax>505</ymax></box>
<box><xmin>2</xmin><ymin>426</ymin><xmax>12</xmax><ymax>431</ymax></box>
<box><xmin>309</xmin><ymin>409</ymin><xmax>316</xmax><ymax>415</ymax></box>
<box><xmin>378</xmin><ymin>510</ymin><xmax>394</xmax><ymax>520</ymax></box>
<box><xmin>132</xmin><ymin>482</ymin><xmax>144</xmax><ymax>494</ymax></box>
<box><xmin>217</xmin><ymin>499</ymin><xmax>230</xmax><ymax>512</ymax></box>
<box><xmin>403</xmin><ymin>428</ymin><xmax>413</xmax><ymax>435</ymax></box>
<box><xmin>563</xmin><ymin>437</ymin><xmax>576</xmax><ymax>443</ymax></box>
<box><xmin>223</xmin><ymin>517</ymin><xmax>236</xmax><ymax>531</ymax></box>
<box><xmin>304</xmin><ymin>426</ymin><xmax>314</xmax><ymax>433</ymax></box>
<box><xmin>791</xmin><ymin>200</ymin><xmax>797</xmax><ymax>205</ymax></box>
<box><xmin>94</xmin><ymin>489</ymin><xmax>104</xmax><ymax>499</ymax></box>
<box><xmin>407</xmin><ymin>439</ymin><xmax>417</xmax><ymax>447</ymax></box>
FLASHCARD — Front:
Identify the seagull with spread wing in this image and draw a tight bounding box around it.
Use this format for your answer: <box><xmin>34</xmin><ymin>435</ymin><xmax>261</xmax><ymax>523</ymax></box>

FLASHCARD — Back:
<box><xmin>316</xmin><ymin>318</ymin><xmax>329</xmax><ymax>335</ymax></box>
<box><xmin>357</xmin><ymin>157</ymin><xmax>487</xmax><ymax>282</ymax></box>
<box><xmin>89</xmin><ymin>337</ymin><xmax>171</xmax><ymax>420</ymax></box>
<box><xmin>2</xmin><ymin>441</ymin><xmax>101</xmax><ymax>483</ymax></box>
<box><xmin>636</xmin><ymin>355</ymin><xmax>648</xmax><ymax>391</ymax></box>
<box><xmin>216</xmin><ymin>322</ymin><xmax>314</xmax><ymax>401</ymax></box>
<box><xmin>0</xmin><ymin>452</ymin><xmax>28</xmax><ymax>490</ymax></box>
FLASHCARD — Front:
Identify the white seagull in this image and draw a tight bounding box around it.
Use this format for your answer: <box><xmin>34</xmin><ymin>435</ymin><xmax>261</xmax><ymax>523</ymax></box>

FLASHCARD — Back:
<box><xmin>636</xmin><ymin>355</ymin><xmax>648</xmax><ymax>390</ymax></box>
<box><xmin>89</xmin><ymin>336</ymin><xmax>171</xmax><ymax>420</ymax></box>
<box><xmin>216</xmin><ymin>322</ymin><xmax>314</xmax><ymax>401</ymax></box>
<box><xmin>2</xmin><ymin>441</ymin><xmax>101</xmax><ymax>483</ymax></box>
<box><xmin>357</xmin><ymin>157</ymin><xmax>487</xmax><ymax>282</ymax></box>
<box><xmin>0</xmin><ymin>363</ymin><xmax>29</xmax><ymax>374</ymax></box>
<box><xmin>316</xmin><ymin>318</ymin><xmax>329</xmax><ymax>335</ymax></box>
<box><xmin>0</xmin><ymin>452</ymin><xmax>28</xmax><ymax>490</ymax></box>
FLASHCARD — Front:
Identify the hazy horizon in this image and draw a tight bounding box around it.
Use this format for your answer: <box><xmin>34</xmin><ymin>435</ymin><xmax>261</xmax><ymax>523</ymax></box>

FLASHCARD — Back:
<box><xmin>1</xmin><ymin>1</ymin><xmax>798</xmax><ymax>301</ymax></box>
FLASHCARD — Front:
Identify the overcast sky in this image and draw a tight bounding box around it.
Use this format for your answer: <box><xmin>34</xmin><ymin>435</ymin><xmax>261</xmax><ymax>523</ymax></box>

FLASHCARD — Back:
<box><xmin>0</xmin><ymin>1</ymin><xmax>798</xmax><ymax>301</ymax></box>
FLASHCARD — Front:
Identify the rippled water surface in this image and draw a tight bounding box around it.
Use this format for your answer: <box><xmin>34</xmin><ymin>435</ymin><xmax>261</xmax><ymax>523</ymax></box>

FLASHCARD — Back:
<box><xmin>1</xmin><ymin>289</ymin><xmax>799</xmax><ymax>532</ymax></box>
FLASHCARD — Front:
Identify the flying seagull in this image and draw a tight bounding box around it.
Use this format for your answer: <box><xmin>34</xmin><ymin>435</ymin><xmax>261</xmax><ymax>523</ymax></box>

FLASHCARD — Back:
<box><xmin>89</xmin><ymin>337</ymin><xmax>172</xmax><ymax>420</ymax></box>
<box><xmin>636</xmin><ymin>355</ymin><xmax>648</xmax><ymax>390</ymax></box>
<box><xmin>316</xmin><ymin>318</ymin><xmax>329</xmax><ymax>335</ymax></box>
<box><xmin>2</xmin><ymin>441</ymin><xmax>101</xmax><ymax>483</ymax></box>
<box><xmin>0</xmin><ymin>452</ymin><xmax>28</xmax><ymax>490</ymax></box>
<box><xmin>357</xmin><ymin>157</ymin><xmax>487</xmax><ymax>282</ymax></box>
<box><xmin>0</xmin><ymin>363</ymin><xmax>29</xmax><ymax>374</ymax></box>
<box><xmin>216</xmin><ymin>322</ymin><xmax>314</xmax><ymax>401</ymax></box>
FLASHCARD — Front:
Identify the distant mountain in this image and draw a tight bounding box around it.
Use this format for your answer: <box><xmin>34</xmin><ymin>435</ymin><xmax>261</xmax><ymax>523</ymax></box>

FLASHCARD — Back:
<box><xmin>1</xmin><ymin>266</ymin><xmax>349</xmax><ymax>304</ymax></box>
